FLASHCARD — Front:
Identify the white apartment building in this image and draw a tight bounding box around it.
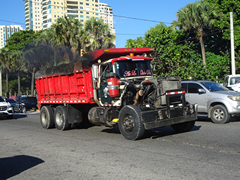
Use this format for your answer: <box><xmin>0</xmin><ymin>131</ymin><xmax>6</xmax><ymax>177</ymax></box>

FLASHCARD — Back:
<box><xmin>24</xmin><ymin>0</ymin><xmax>114</xmax><ymax>32</ymax></box>
<box><xmin>0</xmin><ymin>25</ymin><xmax>23</xmax><ymax>49</ymax></box>
<box><xmin>24</xmin><ymin>0</ymin><xmax>42</xmax><ymax>30</ymax></box>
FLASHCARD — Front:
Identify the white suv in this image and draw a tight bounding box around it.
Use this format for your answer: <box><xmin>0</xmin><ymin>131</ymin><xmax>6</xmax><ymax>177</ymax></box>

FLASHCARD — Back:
<box><xmin>0</xmin><ymin>96</ymin><xmax>14</xmax><ymax>119</ymax></box>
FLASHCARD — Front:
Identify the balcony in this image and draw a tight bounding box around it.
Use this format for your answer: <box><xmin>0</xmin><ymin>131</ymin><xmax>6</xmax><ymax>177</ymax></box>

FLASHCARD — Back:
<box><xmin>25</xmin><ymin>17</ymin><xmax>30</xmax><ymax>21</ymax></box>
<box><xmin>42</xmin><ymin>4</ymin><xmax>48</xmax><ymax>9</ymax></box>
<box><xmin>25</xmin><ymin>9</ymin><xmax>30</xmax><ymax>14</ymax></box>
<box><xmin>25</xmin><ymin>1</ymin><xmax>29</xmax><ymax>6</ymax></box>
<box><xmin>67</xmin><ymin>1</ymin><xmax>78</xmax><ymax>6</ymax></box>
<box><xmin>67</xmin><ymin>15</ymin><xmax>78</xmax><ymax>18</ymax></box>
<box><xmin>25</xmin><ymin>21</ymin><xmax>30</xmax><ymax>25</ymax></box>
<box><xmin>42</xmin><ymin>1</ymin><xmax>48</xmax><ymax>6</ymax></box>
<box><xmin>42</xmin><ymin>9</ymin><xmax>47</xmax><ymax>14</ymax></box>
<box><xmin>43</xmin><ymin>18</ymin><xmax>48</xmax><ymax>23</ymax></box>
<box><xmin>42</xmin><ymin>13</ymin><xmax>48</xmax><ymax>18</ymax></box>
<box><xmin>67</xmin><ymin>6</ymin><xmax>78</xmax><ymax>9</ymax></box>
<box><xmin>67</xmin><ymin>10</ymin><xmax>78</xmax><ymax>14</ymax></box>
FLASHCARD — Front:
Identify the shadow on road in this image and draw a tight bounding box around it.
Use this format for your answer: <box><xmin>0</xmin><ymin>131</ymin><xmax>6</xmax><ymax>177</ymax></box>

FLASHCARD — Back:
<box><xmin>101</xmin><ymin>124</ymin><xmax>201</xmax><ymax>140</ymax></box>
<box><xmin>0</xmin><ymin>155</ymin><xmax>44</xmax><ymax>180</ymax></box>
<box><xmin>0</xmin><ymin>114</ymin><xmax>27</xmax><ymax>121</ymax></box>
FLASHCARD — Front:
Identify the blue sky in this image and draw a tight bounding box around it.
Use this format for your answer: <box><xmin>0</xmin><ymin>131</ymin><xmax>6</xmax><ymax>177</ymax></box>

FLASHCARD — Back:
<box><xmin>0</xmin><ymin>0</ymin><xmax>196</xmax><ymax>48</ymax></box>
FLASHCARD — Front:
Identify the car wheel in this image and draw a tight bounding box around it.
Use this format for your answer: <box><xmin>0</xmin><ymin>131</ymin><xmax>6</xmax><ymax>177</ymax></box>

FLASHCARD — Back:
<box><xmin>210</xmin><ymin>105</ymin><xmax>230</xmax><ymax>124</ymax></box>
<box><xmin>118</xmin><ymin>105</ymin><xmax>145</xmax><ymax>140</ymax></box>
<box><xmin>171</xmin><ymin>121</ymin><xmax>195</xmax><ymax>133</ymax></box>
<box><xmin>54</xmin><ymin>106</ymin><xmax>70</xmax><ymax>131</ymax></box>
<box><xmin>40</xmin><ymin>106</ymin><xmax>54</xmax><ymax>129</ymax></box>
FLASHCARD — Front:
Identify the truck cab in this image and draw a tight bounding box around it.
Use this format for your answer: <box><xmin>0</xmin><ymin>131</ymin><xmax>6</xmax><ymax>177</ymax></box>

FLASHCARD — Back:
<box><xmin>223</xmin><ymin>75</ymin><xmax>240</xmax><ymax>92</ymax></box>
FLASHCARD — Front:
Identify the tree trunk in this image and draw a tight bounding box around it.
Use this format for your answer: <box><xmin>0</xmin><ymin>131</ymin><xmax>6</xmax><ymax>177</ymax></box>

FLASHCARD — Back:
<box><xmin>18</xmin><ymin>69</ymin><xmax>21</xmax><ymax>96</ymax></box>
<box><xmin>199</xmin><ymin>35</ymin><xmax>206</xmax><ymax>66</ymax></box>
<box><xmin>31</xmin><ymin>67</ymin><xmax>35</xmax><ymax>97</ymax></box>
<box><xmin>6</xmin><ymin>69</ymin><xmax>9</xmax><ymax>98</ymax></box>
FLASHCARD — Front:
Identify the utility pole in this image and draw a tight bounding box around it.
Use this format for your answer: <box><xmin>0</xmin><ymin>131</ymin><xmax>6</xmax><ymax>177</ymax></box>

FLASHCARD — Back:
<box><xmin>230</xmin><ymin>11</ymin><xmax>235</xmax><ymax>75</ymax></box>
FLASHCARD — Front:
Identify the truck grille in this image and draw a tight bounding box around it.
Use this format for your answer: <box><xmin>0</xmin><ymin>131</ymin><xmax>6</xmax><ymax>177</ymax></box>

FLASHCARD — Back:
<box><xmin>0</xmin><ymin>106</ymin><xmax>7</xmax><ymax>111</ymax></box>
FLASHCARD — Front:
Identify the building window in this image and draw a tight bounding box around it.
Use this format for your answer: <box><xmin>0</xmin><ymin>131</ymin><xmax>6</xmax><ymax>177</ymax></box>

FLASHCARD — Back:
<box><xmin>80</xmin><ymin>15</ymin><xmax>83</xmax><ymax>18</ymax></box>
<box><xmin>86</xmin><ymin>16</ymin><xmax>89</xmax><ymax>19</ymax></box>
<box><xmin>86</xmin><ymin>12</ymin><xmax>89</xmax><ymax>14</ymax></box>
<box><xmin>80</xmin><ymin>2</ymin><xmax>83</xmax><ymax>5</ymax></box>
<box><xmin>86</xmin><ymin>3</ymin><xmax>89</xmax><ymax>5</ymax></box>
<box><xmin>80</xmin><ymin>7</ymin><xmax>83</xmax><ymax>9</ymax></box>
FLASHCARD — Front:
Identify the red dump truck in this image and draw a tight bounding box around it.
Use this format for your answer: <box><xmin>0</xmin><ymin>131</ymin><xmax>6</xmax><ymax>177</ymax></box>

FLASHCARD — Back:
<box><xmin>35</xmin><ymin>48</ymin><xmax>197</xmax><ymax>140</ymax></box>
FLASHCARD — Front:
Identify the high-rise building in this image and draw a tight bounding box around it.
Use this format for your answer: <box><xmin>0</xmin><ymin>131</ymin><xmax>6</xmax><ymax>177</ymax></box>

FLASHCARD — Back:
<box><xmin>0</xmin><ymin>25</ymin><xmax>23</xmax><ymax>49</ymax></box>
<box><xmin>24</xmin><ymin>0</ymin><xmax>42</xmax><ymax>30</ymax></box>
<box><xmin>99</xmin><ymin>3</ymin><xmax>113</xmax><ymax>29</ymax></box>
<box><xmin>99</xmin><ymin>2</ymin><xmax>115</xmax><ymax>40</ymax></box>
<box><xmin>41</xmin><ymin>0</ymin><xmax>100</xmax><ymax>30</ymax></box>
<box><xmin>24</xmin><ymin>0</ymin><xmax>115</xmax><ymax>37</ymax></box>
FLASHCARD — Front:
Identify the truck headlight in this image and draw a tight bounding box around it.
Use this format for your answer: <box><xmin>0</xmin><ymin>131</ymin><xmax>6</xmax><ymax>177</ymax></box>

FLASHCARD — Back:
<box><xmin>227</xmin><ymin>95</ymin><xmax>240</xmax><ymax>101</ymax></box>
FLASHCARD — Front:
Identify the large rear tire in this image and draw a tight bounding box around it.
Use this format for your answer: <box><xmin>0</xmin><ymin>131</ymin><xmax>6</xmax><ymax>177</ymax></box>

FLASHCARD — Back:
<box><xmin>40</xmin><ymin>106</ymin><xmax>54</xmax><ymax>129</ymax></box>
<box><xmin>54</xmin><ymin>106</ymin><xmax>70</xmax><ymax>131</ymax></box>
<box><xmin>171</xmin><ymin>121</ymin><xmax>195</xmax><ymax>133</ymax></box>
<box><xmin>118</xmin><ymin>105</ymin><xmax>145</xmax><ymax>140</ymax></box>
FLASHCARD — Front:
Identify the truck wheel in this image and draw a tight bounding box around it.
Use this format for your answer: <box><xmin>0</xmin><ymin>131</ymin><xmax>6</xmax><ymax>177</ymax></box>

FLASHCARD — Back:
<box><xmin>40</xmin><ymin>106</ymin><xmax>54</xmax><ymax>129</ymax></box>
<box><xmin>54</xmin><ymin>106</ymin><xmax>70</xmax><ymax>131</ymax></box>
<box><xmin>171</xmin><ymin>121</ymin><xmax>195</xmax><ymax>133</ymax></box>
<box><xmin>210</xmin><ymin>105</ymin><xmax>230</xmax><ymax>124</ymax></box>
<box><xmin>118</xmin><ymin>105</ymin><xmax>145</xmax><ymax>140</ymax></box>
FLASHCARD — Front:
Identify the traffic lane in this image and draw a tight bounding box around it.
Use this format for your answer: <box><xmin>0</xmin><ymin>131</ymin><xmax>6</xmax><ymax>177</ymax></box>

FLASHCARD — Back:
<box><xmin>0</xmin><ymin>114</ymin><xmax>239</xmax><ymax>179</ymax></box>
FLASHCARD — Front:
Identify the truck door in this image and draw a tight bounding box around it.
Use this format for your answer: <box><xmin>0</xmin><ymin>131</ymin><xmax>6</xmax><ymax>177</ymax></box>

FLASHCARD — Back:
<box><xmin>99</xmin><ymin>63</ymin><xmax>115</xmax><ymax>105</ymax></box>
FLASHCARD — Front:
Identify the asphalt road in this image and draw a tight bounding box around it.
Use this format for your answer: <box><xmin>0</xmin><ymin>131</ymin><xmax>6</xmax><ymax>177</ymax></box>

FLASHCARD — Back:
<box><xmin>0</xmin><ymin>113</ymin><xmax>240</xmax><ymax>180</ymax></box>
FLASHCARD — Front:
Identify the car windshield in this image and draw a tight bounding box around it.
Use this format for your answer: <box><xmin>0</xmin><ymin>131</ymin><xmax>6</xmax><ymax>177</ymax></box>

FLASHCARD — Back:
<box><xmin>115</xmin><ymin>60</ymin><xmax>152</xmax><ymax>78</ymax></box>
<box><xmin>200</xmin><ymin>82</ymin><xmax>229</xmax><ymax>92</ymax></box>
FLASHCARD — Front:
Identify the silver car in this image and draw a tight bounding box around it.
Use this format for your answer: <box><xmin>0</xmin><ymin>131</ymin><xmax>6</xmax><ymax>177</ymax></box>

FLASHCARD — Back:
<box><xmin>181</xmin><ymin>80</ymin><xmax>240</xmax><ymax>124</ymax></box>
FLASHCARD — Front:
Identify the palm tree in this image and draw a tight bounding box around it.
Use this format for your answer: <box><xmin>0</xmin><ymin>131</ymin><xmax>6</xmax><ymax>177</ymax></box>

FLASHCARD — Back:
<box><xmin>11</xmin><ymin>51</ymin><xmax>26</xmax><ymax>96</ymax></box>
<box><xmin>82</xmin><ymin>17</ymin><xmax>116</xmax><ymax>52</ymax></box>
<box><xmin>172</xmin><ymin>1</ymin><xmax>221</xmax><ymax>66</ymax></box>
<box><xmin>50</xmin><ymin>15</ymin><xmax>83</xmax><ymax>62</ymax></box>
<box><xmin>0</xmin><ymin>48</ymin><xmax>12</xmax><ymax>98</ymax></box>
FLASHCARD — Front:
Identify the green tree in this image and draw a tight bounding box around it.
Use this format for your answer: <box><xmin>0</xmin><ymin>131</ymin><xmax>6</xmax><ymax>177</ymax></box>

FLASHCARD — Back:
<box><xmin>173</xmin><ymin>1</ymin><xmax>222</xmax><ymax>66</ymax></box>
<box><xmin>11</xmin><ymin>51</ymin><xmax>26</xmax><ymax>96</ymax></box>
<box><xmin>0</xmin><ymin>48</ymin><xmax>12</xmax><ymax>97</ymax></box>
<box><xmin>82</xmin><ymin>17</ymin><xmax>116</xmax><ymax>52</ymax></box>
<box><xmin>50</xmin><ymin>15</ymin><xmax>83</xmax><ymax>62</ymax></box>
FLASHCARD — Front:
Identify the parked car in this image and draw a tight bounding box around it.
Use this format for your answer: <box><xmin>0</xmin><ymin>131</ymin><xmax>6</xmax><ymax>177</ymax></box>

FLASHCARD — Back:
<box><xmin>181</xmin><ymin>80</ymin><xmax>240</xmax><ymax>124</ymax></box>
<box><xmin>0</xmin><ymin>96</ymin><xmax>14</xmax><ymax>119</ymax></box>
<box><xmin>19</xmin><ymin>96</ymin><xmax>37</xmax><ymax>113</ymax></box>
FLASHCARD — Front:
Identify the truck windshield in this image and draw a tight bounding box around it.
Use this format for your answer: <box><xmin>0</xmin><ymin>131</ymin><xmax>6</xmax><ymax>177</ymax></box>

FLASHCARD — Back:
<box><xmin>115</xmin><ymin>60</ymin><xmax>152</xmax><ymax>78</ymax></box>
<box><xmin>229</xmin><ymin>77</ymin><xmax>240</xmax><ymax>85</ymax></box>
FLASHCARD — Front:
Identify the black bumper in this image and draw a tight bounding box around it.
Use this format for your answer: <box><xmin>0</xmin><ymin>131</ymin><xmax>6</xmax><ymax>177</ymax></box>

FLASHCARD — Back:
<box><xmin>141</xmin><ymin>104</ymin><xmax>197</xmax><ymax>130</ymax></box>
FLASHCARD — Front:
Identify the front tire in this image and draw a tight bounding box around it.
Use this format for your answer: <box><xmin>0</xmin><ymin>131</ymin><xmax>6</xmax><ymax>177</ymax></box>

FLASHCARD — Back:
<box><xmin>171</xmin><ymin>121</ymin><xmax>195</xmax><ymax>133</ymax></box>
<box><xmin>40</xmin><ymin>106</ymin><xmax>54</xmax><ymax>129</ymax></box>
<box><xmin>210</xmin><ymin>105</ymin><xmax>230</xmax><ymax>124</ymax></box>
<box><xmin>118</xmin><ymin>105</ymin><xmax>145</xmax><ymax>140</ymax></box>
<box><xmin>54</xmin><ymin>106</ymin><xmax>70</xmax><ymax>131</ymax></box>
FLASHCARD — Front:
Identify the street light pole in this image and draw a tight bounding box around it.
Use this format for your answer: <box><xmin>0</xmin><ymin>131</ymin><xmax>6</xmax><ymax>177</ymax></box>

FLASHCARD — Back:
<box><xmin>230</xmin><ymin>11</ymin><xmax>235</xmax><ymax>75</ymax></box>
